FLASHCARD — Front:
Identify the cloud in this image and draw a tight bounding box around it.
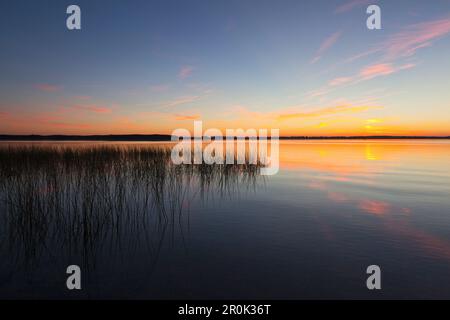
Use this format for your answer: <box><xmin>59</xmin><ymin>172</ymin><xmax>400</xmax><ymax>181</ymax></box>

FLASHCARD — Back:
<box><xmin>343</xmin><ymin>17</ymin><xmax>450</xmax><ymax>65</ymax></box>
<box><xmin>318</xmin><ymin>17</ymin><xmax>450</xmax><ymax>96</ymax></box>
<box><xmin>34</xmin><ymin>83</ymin><xmax>61</xmax><ymax>92</ymax></box>
<box><xmin>70</xmin><ymin>104</ymin><xmax>112</xmax><ymax>113</ymax></box>
<box><xmin>360</xmin><ymin>63</ymin><xmax>416</xmax><ymax>81</ymax></box>
<box><xmin>322</xmin><ymin>63</ymin><xmax>415</xmax><ymax>94</ymax></box>
<box><xmin>278</xmin><ymin>105</ymin><xmax>381</xmax><ymax>121</ymax></box>
<box><xmin>383</xmin><ymin>18</ymin><xmax>450</xmax><ymax>60</ymax></box>
<box><xmin>335</xmin><ymin>0</ymin><xmax>372</xmax><ymax>14</ymax></box>
<box><xmin>360</xmin><ymin>63</ymin><xmax>395</xmax><ymax>79</ymax></box>
<box><xmin>306</xmin><ymin>88</ymin><xmax>332</xmax><ymax>99</ymax></box>
<box><xmin>178</xmin><ymin>65</ymin><xmax>194</xmax><ymax>79</ymax></box>
<box><xmin>311</xmin><ymin>31</ymin><xmax>342</xmax><ymax>64</ymax></box>
<box><xmin>329</xmin><ymin>77</ymin><xmax>353</xmax><ymax>86</ymax></box>
<box><xmin>174</xmin><ymin>113</ymin><xmax>201</xmax><ymax>121</ymax></box>
<box><xmin>160</xmin><ymin>95</ymin><xmax>201</xmax><ymax>108</ymax></box>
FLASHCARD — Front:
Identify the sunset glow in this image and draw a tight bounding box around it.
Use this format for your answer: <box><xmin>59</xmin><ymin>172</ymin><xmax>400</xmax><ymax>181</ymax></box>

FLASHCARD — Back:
<box><xmin>1</xmin><ymin>0</ymin><xmax>450</xmax><ymax>136</ymax></box>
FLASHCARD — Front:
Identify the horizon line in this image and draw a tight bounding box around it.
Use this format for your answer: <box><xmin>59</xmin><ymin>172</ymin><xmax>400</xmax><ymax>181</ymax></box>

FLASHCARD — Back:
<box><xmin>1</xmin><ymin>134</ymin><xmax>450</xmax><ymax>141</ymax></box>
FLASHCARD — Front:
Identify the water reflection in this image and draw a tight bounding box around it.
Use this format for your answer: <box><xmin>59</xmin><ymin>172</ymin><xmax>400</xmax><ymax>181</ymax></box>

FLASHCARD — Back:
<box><xmin>280</xmin><ymin>140</ymin><xmax>450</xmax><ymax>264</ymax></box>
<box><xmin>0</xmin><ymin>140</ymin><xmax>450</xmax><ymax>298</ymax></box>
<box><xmin>0</xmin><ymin>144</ymin><xmax>262</xmax><ymax>297</ymax></box>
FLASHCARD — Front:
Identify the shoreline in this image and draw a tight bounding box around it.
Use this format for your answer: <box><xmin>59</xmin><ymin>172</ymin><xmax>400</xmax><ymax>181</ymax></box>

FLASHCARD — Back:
<box><xmin>1</xmin><ymin>134</ymin><xmax>450</xmax><ymax>141</ymax></box>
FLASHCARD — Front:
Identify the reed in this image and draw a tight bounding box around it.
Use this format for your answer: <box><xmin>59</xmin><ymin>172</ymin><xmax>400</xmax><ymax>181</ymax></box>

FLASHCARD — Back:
<box><xmin>0</xmin><ymin>144</ymin><xmax>263</xmax><ymax>271</ymax></box>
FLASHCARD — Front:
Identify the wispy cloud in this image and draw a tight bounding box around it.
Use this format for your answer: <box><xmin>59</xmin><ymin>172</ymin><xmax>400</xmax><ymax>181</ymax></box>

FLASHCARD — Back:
<box><xmin>160</xmin><ymin>95</ymin><xmax>201</xmax><ymax>108</ymax></box>
<box><xmin>382</xmin><ymin>18</ymin><xmax>450</xmax><ymax>60</ymax></box>
<box><xmin>278</xmin><ymin>105</ymin><xmax>381</xmax><ymax>121</ymax></box>
<box><xmin>335</xmin><ymin>0</ymin><xmax>372</xmax><ymax>14</ymax></box>
<box><xmin>178</xmin><ymin>65</ymin><xmax>194</xmax><ymax>79</ymax></box>
<box><xmin>70</xmin><ymin>104</ymin><xmax>113</xmax><ymax>113</ymax></box>
<box><xmin>319</xmin><ymin>16</ymin><xmax>450</xmax><ymax>96</ymax></box>
<box><xmin>311</xmin><ymin>31</ymin><xmax>342</xmax><ymax>64</ymax></box>
<box><xmin>359</xmin><ymin>62</ymin><xmax>415</xmax><ymax>81</ymax></box>
<box><xmin>343</xmin><ymin>17</ymin><xmax>450</xmax><ymax>65</ymax></box>
<box><xmin>34</xmin><ymin>83</ymin><xmax>61</xmax><ymax>92</ymax></box>
<box><xmin>174</xmin><ymin>113</ymin><xmax>201</xmax><ymax>121</ymax></box>
<box><xmin>324</xmin><ymin>62</ymin><xmax>415</xmax><ymax>92</ymax></box>
<box><xmin>360</xmin><ymin>63</ymin><xmax>396</xmax><ymax>79</ymax></box>
<box><xmin>329</xmin><ymin>77</ymin><xmax>353</xmax><ymax>86</ymax></box>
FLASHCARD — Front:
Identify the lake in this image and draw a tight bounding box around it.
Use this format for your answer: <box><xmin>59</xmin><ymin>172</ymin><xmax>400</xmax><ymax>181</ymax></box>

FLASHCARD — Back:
<box><xmin>0</xmin><ymin>140</ymin><xmax>449</xmax><ymax>299</ymax></box>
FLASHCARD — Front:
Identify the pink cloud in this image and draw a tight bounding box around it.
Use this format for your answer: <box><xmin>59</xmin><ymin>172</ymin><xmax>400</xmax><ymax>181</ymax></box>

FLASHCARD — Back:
<box><xmin>335</xmin><ymin>0</ymin><xmax>373</xmax><ymax>14</ymax></box>
<box><xmin>320</xmin><ymin>63</ymin><xmax>416</xmax><ymax>96</ymax></box>
<box><xmin>34</xmin><ymin>83</ymin><xmax>61</xmax><ymax>92</ymax></box>
<box><xmin>311</xmin><ymin>31</ymin><xmax>342</xmax><ymax>64</ymax></box>
<box><xmin>360</xmin><ymin>63</ymin><xmax>395</xmax><ymax>79</ymax></box>
<box><xmin>383</xmin><ymin>18</ymin><xmax>450</xmax><ymax>60</ymax></box>
<box><xmin>329</xmin><ymin>77</ymin><xmax>353</xmax><ymax>86</ymax></box>
<box><xmin>360</xmin><ymin>63</ymin><xmax>416</xmax><ymax>81</ymax></box>
<box><xmin>178</xmin><ymin>65</ymin><xmax>194</xmax><ymax>79</ymax></box>
<box><xmin>342</xmin><ymin>17</ymin><xmax>450</xmax><ymax>65</ymax></box>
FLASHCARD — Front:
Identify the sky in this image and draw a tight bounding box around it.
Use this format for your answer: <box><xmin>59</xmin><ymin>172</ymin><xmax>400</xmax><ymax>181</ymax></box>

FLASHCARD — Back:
<box><xmin>1</xmin><ymin>0</ymin><xmax>450</xmax><ymax>136</ymax></box>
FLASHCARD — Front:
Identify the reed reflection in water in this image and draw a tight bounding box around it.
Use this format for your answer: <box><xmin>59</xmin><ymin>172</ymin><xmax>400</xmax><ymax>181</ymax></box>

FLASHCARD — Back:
<box><xmin>0</xmin><ymin>144</ymin><xmax>262</xmax><ymax>298</ymax></box>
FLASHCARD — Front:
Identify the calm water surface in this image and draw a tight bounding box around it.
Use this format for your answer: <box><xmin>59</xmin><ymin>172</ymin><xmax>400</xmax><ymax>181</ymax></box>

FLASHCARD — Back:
<box><xmin>0</xmin><ymin>140</ymin><xmax>449</xmax><ymax>299</ymax></box>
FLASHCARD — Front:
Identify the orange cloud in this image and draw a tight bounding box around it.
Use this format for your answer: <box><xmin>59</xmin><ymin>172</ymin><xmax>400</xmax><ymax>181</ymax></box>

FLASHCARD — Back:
<box><xmin>174</xmin><ymin>114</ymin><xmax>201</xmax><ymax>121</ymax></box>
